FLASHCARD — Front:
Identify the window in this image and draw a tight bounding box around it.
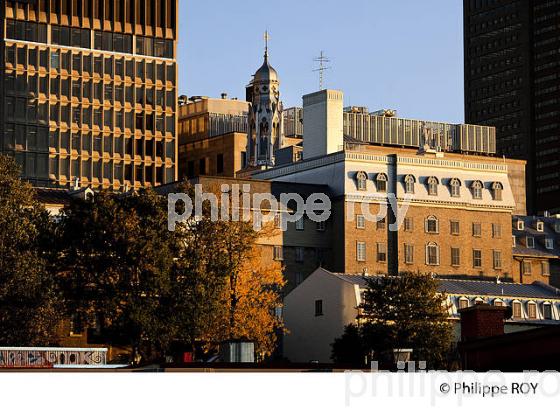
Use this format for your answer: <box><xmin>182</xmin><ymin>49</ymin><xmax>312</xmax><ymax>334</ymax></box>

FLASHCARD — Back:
<box><xmin>494</xmin><ymin>300</ymin><xmax>504</xmax><ymax>307</ymax></box>
<box><xmin>517</xmin><ymin>220</ymin><xmax>525</xmax><ymax>230</ymax></box>
<box><xmin>273</xmin><ymin>246</ymin><xmax>283</xmax><ymax>261</ymax></box>
<box><xmin>216</xmin><ymin>153</ymin><xmax>224</xmax><ymax>174</ymax></box>
<box><xmin>295</xmin><ymin>272</ymin><xmax>304</xmax><ymax>286</ymax></box>
<box><xmin>492</xmin><ymin>181</ymin><xmax>503</xmax><ymax>201</ymax></box>
<box><xmin>545</xmin><ymin>238</ymin><xmax>554</xmax><ymax>250</ymax></box>
<box><xmin>404</xmin><ymin>217</ymin><xmax>413</xmax><ymax>232</ymax></box>
<box><xmin>471</xmin><ymin>180</ymin><xmax>483</xmax><ymax>199</ymax></box>
<box><xmin>427</xmin><ymin>176</ymin><xmax>438</xmax><ymax>196</ymax></box>
<box><xmin>541</xmin><ymin>261</ymin><xmax>550</xmax><ymax>276</ymax></box>
<box><xmin>543</xmin><ymin>303</ymin><xmax>552</xmax><ymax>320</ymax></box>
<box><xmin>528</xmin><ymin>303</ymin><xmax>537</xmax><ymax>319</ymax></box>
<box><xmin>492</xmin><ymin>223</ymin><xmax>502</xmax><ymax>238</ymax></box>
<box><xmin>459</xmin><ymin>298</ymin><xmax>469</xmax><ymax>310</ymax></box>
<box><xmin>425</xmin><ymin>216</ymin><xmax>438</xmax><ymax>233</ymax></box>
<box><xmin>493</xmin><ymin>250</ymin><xmax>502</xmax><ymax>269</ymax></box>
<box><xmin>274</xmin><ymin>213</ymin><xmax>281</xmax><ymax>228</ymax></box>
<box><xmin>426</xmin><ymin>242</ymin><xmax>439</xmax><ymax>265</ymax></box>
<box><xmin>404</xmin><ymin>244</ymin><xmax>414</xmax><ymax>264</ymax></box>
<box><xmin>450</xmin><ymin>220</ymin><xmax>460</xmax><ymax>235</ymax></box>
<box><xmin>356</xmin><ymin>242</ymin><xmax>366</xmax><ymax>262</ymax></box>
<box><xmin>356</xmin><ymin>215</ymin><xmax>365</xmax><ymax>229</ymax></box>
<box><xmin>555</xmin><ymin>223</ymin><xmax>560</xmax><ymax>234</ymax></box>
<box><xmin>295</xmin><ymin>247</ymin><xmax>304</xmax><ymax>263</ymax></box>
<box><xmin>512</xmin><ymin>301</ymin><xmax>522</xmax><ymax>319</ymax></box>
<box><xmin>315</xmin><ymin>300</ymin><xmax>323</xmax><ymax>316</ymax></box>
<box><xmin>472</xmin><ymin>222</ymin><xmax>482</xmax><ymax>237</ymax></box>
<box><xmin>377</xmin><ymin>217</ymin><xmax>386</xmax><ymax>230</ymax></box>
<box><xmin>376</xmin><ymin>243</ymin><xmax>387</xmax><ymax>263</ymax></box>
<box><xmin>451</xmin><ymin>247</ymin><xmax>460</xmax><ymax>266</ymax></box>
<box><xmin>536</xmin><ymin>221</ymin><xmax>544</xmax><ymax>232</ymax></box>
<box><xmin>472</xmin><ymin>249</ymin><xmax>482</xmax><ymax>268</ymax></box>
<box><xmin>295</xmin><ymin>216</ymin><xmax>305</xmax><ymax>231</ymax></box>
<box><xmin>376</xmin><ymin>173</ymin><xmax>387</xmax><ymax>192</ymax></box>
<box><xmin>316</xmin><ymin>220</ymin><xmax>326</xmax><ymax>232</ymax></box>
<box><xmin>512</xmin><ymin>235</ymin><xmax>516</xmax><ymax>247</ymax></box>
<box><xmin>522</xmin><ymin>261</ymin><xmax>532</xmax><ymax>275</ymax></box>
<box><xmin>404</xmin><ymin>174</ymin><xmax>415</xmax><ymax>194</ymax></box>
<box><xmin>356</xmin><ymin>171</ymin><xmax>367</xmax><ymax>191</ymax></box>
<box><xmin>526</xmin><ymin>236</ymin><xmax>535</xmax><ymax>248</ymax></box>
<box><xmin>450</xmin><ymin>178</ymin><xmax>461</xmax><ymax>197</ymax></box>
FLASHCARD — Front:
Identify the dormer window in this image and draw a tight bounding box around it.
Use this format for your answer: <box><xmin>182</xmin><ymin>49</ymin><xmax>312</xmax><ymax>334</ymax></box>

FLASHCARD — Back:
<box><xmin>376</xmin><ymin>173</ymin><xmax>388</xmax><ymax>193</ymax></box>
<box><xmin>458</xmin><ymin>297</ymin><xmax>469</xmax><ymax>310</ymax></box>
<box><xmin>526</xmin><ymin>236</ymin><xmax>535</xmax><ymax>248</ymax></box>
<box><xmin>512</xmin><ymin>301</ymin><xmax>522</xmax><ymax>319</ymax></box>
<box><xmin>517</xmin><ymin>220</ymin><xmax>525</xmax><ymax>230</ymax></box>
<box><xmin>528</xmin><ymin>302</ymin><xmax>537</xmax><ymax>319</ymax></box>
<box><xmin>543</xmin><ymin>303</ymin><xmax>553</xmax><ymax>320</ymax></box>
<box><xmin>536</xmin><ymin>221</ymin><xmax>544</xmax><ymax>232</ymax></box>
<box><xmin>404</xmin><ymin>174</ymin><xmax>415</xmax><ymax>194</ymax></box>
<box><xmin>512</xmin><ymin>235</ymin><xmax>516</xmax><ymax>247</ymax></box>
<box><xmin>471</xmin><ymin>180</ymin><xmax>483</xmax><ymax>199</ymax></box>
<box><xmin>555</xmin><ymin>223</ymin><xmax>560</xmax><ymax>233</ymax></box>
<box><xmin>449</xmin><ymin>178</ymin><xmax>461</xmax><ymax>197</ymax></box>
<box><xmin>427</xmin><ymin>176</ymin><xmax>439</xmax><ymax>196</ymax></box>
<box><xmin>356</xmin><ymin>171</ymin><xmax>368</xmax><ymax>191</ymax></box>
<box><xmin>491</xmin><ymin>181</ymin><xmax>503</xmax><ymax>201</ymax></box>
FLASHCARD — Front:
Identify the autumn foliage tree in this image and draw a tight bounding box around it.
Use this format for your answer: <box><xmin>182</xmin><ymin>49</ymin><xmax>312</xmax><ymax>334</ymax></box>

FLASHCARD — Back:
<box><xmin>172</xmin><ymin>182</ymin><xmax>285</xmax><ymax>359</ymax></box>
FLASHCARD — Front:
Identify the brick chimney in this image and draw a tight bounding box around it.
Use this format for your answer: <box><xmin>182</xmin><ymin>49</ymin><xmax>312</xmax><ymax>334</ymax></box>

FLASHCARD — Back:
<box><xmin>459</xmin><ymin>304</ymin><xmax>508</xmax><ymax>341</ymax></box>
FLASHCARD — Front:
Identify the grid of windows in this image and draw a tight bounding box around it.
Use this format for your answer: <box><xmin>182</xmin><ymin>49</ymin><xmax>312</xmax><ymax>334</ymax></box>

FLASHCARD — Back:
<box><xmin>1</xmin><ymin>3</ymin><xmax>178</xmax><ymax>190</ymax></box>
<box><xmin>3</xmin><ymin>48</ymin><xmax>176</xmax><ymax>188</ymax></box>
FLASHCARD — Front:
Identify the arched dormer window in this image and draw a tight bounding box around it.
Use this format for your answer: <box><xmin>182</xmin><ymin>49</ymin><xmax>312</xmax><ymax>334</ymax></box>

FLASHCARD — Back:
<box><xmin>449</xmin><ymin>178</ymin><xmax>461</xmax><ymax>198</ymax></box>
<box><xmin>492</xmin><ymin>181</ymin><xmax>503</xmax><ymax>201</ymax></box>
<box><xmin>404</xmin><ymin>174</ymin><xmax>415</xmax><ymax>194</ymax></box>
<box><xmin>356</xmin><ymin>171</ymin><xmax>368</xmax><ymax>191</ymax></box>
<box><xmin>427</xmin><ymin>176</ymin><xmax>439</xmax><ymax>196</ymax></box>
<box><xmin>425</xmin><ymin>215</ymin><xmax>439</xmax><ymax>233</ymax></box>
<box><xmin>471</xmin><ymin>180</ymin><xmax>483</xmax><ymax>200</ymax></box>
<box><xmin>376</xmin><ymin>173</ymin><xmax>387</xmax><ymax>193</ymax></box>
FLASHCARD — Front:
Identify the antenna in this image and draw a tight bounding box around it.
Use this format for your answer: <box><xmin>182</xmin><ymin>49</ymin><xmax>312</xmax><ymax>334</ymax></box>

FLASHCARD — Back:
<box><xmin>313</xmin><ymin>51</ymin><xmax>331</xmax><ymax>90</ymax></box>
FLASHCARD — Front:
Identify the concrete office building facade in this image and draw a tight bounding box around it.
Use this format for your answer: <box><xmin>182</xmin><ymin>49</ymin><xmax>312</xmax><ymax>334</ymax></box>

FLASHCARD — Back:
<box><xmin>1</xmin><ymin>0</ymin><xmax>178</xmax><ymax>190</ymax></box>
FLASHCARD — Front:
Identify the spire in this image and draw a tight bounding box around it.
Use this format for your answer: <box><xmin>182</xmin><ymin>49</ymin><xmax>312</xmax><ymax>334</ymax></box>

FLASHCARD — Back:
<box><xmin>264</xmin><ymin>30</ymin><xmax>270</xmax><ymax>61</ymax></box>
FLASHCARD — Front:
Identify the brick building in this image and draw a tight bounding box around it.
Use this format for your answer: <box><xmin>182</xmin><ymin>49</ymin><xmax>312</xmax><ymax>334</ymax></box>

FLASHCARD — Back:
<box><xmin>253</xmin><ymin>90</ymin><xmax>527</xmax><ymax>283</ymax></box>
<box><xmin>512</xmin><ymin>214</ymin><xmax>560</xmax><ymax>286</ymax></box>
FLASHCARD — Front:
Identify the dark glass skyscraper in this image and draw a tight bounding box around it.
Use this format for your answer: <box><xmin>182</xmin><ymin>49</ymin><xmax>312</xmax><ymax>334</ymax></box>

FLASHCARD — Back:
<box><xmin>464</xmin><ymin>0</ymin><xmax>560</xmax><ymax>214</ymax></box>
<box><xmin>1</xmin><ymin>0</ymin><xmax>178</xmax><ymax>190</ymax></box>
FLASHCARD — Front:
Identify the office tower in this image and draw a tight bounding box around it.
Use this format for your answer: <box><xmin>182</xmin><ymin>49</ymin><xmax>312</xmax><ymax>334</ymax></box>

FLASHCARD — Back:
<box><xmin>464</xmin><ymin>0</ymin><xmax>560</xmax><ymax>214</ymax></box>
<box><xmin>1</xmin><ymin>1</ymin><xmax>178</xmax><ymax>190</ymax></box>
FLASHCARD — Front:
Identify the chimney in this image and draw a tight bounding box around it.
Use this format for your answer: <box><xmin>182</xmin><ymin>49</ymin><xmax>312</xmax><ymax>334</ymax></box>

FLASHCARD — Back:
<box><xmin>221</xmin><ymin>92</ymin><xmax>228</xmax><ymax>100</ymax></box>
<box><xmin>302</xmin><ymin>89</ymin><xmax>344</xmax><ymax>160</ymax></box>
<box><xmin>459</xmin><ymin>304</ymin><xmax>509</xmax><ymax>341</ymax></box>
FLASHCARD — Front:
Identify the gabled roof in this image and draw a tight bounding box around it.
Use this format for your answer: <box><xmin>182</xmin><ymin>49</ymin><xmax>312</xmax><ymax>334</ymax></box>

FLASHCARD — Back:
<box><xmin>320</xmin><ymin>269</ymin><xmax>560</xmax><ymax>300</ymax></box>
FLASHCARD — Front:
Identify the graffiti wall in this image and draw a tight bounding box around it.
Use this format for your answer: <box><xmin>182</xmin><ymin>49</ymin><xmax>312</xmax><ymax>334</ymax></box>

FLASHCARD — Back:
<box><xmin>0</xmin><ymin>348</ymin><xmax>107</xmax><ymax>368</ymax></box>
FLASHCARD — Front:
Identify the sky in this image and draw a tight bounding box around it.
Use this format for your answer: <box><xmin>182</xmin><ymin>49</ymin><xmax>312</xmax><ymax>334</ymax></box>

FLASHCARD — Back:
<box><xmin>178</xmin><ymin>0</ymin><xmax>465</xmax><ymax>123</ymax></box>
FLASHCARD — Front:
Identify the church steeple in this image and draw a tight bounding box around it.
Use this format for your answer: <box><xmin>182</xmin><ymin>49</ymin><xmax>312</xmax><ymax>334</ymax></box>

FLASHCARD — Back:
<box><xmin>246</xmin><ymin>32</ymin><xmax>283</xmax><ymax>168</ymax></box>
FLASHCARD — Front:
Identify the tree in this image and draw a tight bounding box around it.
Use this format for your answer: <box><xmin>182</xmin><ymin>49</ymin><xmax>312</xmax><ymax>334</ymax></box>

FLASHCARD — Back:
<box><xmin>57</xmin><ymin>188</ymin><xmax>180</xmax><ymax>362</ymax></box>
<box><xmin>332</xmin><ymin>272</ymin><xmax>453</xmax><ymax>369</ymax></box>
<box><xmin>331</xmin><ymin>324</ymin><xmax>367</xmax><ymax>367</ymax></box>
<box><xmin>0</xmin><ymin>155</ymin><xmax>61</xmax><ymax>346</ymax></box>
<box><xmin>172</xmin><ymin>182</ymin><xmax>286</xmax><ymax>359</ymax></box>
